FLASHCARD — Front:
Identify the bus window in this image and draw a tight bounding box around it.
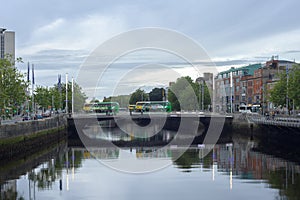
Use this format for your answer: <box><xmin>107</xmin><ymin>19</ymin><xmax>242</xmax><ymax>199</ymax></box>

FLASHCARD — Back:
<box><xmin>239</xmin><ymin>105</ymin><xmax>251</xmax><ymax>113</ymax></box>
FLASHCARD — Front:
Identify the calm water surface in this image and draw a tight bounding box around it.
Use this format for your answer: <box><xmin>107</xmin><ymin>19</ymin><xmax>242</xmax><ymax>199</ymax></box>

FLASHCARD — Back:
<box><xmin>1</xmin><ymin>128</ymin><xmax>300</xmax><ymax>200</ymax></box>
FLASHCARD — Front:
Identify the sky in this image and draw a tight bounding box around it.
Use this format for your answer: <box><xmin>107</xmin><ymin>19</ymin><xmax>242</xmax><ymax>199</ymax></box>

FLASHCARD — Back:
<box><xmin>2</xmin><ymin>0</ymin><xmax>300</xmax><ymax>99</ymax></box>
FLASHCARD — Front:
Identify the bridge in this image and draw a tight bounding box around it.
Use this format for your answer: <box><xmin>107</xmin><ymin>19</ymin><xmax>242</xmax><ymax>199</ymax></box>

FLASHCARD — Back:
<box><xmin>68</xmin><ymin>112</ymin><xmax>233</xmax><ymax>131</ymax></box>
<box><xmin>67</xmin><ymin>112</ymin><xmax>234</xmax><ymax>147</ymax></box>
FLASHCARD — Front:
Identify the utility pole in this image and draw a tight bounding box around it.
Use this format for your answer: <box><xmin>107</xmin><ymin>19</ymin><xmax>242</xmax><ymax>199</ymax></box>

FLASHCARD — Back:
<box><xmin>71</xmin><ymin>77</ymin><xmax>74</xmax><ymax>115</ymax></box>
<box><xmin>230</xmin><ymin>71</ymin><xmax>233</xmax><ymax>113</ymax></box>
<box><xmin>286</xmin><ymin>65</ymin><xmax>289</xmax><ymax>115</ymax></box>
<box><xmin>201</xmin><ymin>82</ymin><xmax>204</xmax><ymax>111</ymax></box>
<box><xmin>65</xmin><ymin>73</ymin><xmax>68</xmax><ymax>114</ymax></box>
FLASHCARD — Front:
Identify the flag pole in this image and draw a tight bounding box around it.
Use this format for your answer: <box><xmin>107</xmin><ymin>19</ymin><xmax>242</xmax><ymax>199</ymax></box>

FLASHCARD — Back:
<box><xmin>27</xmin><ymin>62</ymin><xmax>30</xmax><ymax>117</ymax></box>
<box><xmin>32</xmin><ymin>64</ymin><xmax>35</xmax><ymax>115</ymax></box>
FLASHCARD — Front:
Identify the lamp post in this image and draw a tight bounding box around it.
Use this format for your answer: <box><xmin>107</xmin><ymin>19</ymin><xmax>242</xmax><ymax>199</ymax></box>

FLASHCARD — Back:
<box><xmin>196</xmin><ymin>77</ymin><xmax>205</xmax><ymax>112</ymax></box>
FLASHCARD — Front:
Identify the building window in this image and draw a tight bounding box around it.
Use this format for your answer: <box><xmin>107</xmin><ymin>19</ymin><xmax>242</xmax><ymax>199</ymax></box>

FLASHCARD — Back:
<box><xmin>235</xmin><ymin>95</ymin><xmax>239</xmax><ymax>101</ymax></box>
<box><xmin>235</xmin><ymin>86</ymin><xmax>239</xmax><ymax>92</ymax></box>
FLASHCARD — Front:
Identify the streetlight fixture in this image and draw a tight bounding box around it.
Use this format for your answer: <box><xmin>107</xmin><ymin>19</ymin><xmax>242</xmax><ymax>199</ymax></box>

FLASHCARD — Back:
<box><xmin>196</xmin><ymin>77</ymin><xmax>205</xmax><ymax>112</ymax></box>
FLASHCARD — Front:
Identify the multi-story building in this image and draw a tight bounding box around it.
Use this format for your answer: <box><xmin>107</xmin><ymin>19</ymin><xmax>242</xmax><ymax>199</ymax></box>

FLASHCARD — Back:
<box><xmin>0</xmin><ymin>28</ymin><xmax>15</xmax><ymax>61</ymax></box>
<box><xmin>261</xmin><ymin>58</ymin><xmax>295</xmax><ymax>113</ymax></box>
<box><xmin>196</xmin><ymin>72</ymin><xmax>214</xmax><ymax>111</ymax></box>
<box><xmin>214</xmin><ymin>57</ymin><xmax>296</xmax><ymax>114</ymax></box>
<box><xmin>214</xmin><ymin>64</ymin><xmax>261</xmax><ymax>113</ymax></box>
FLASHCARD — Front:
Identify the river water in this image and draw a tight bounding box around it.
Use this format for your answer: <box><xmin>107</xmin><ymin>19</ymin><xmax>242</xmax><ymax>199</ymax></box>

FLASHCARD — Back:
<box><xmin>1</xmin><ymin>127</ymin><xmax>300</xmax><ymax>200</ymax></box>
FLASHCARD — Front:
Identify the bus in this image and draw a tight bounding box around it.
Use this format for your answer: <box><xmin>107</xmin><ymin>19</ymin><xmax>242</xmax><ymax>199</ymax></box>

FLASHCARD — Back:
<box><xmin>135</xmin><ymin>101</ymin><xmax>150</xmax><ymax>112</ymax></box>
<box><xmin>91</xmin><ymin>102</ymin><xmax>120</xmax><ymax>115</ymax></box>
<box><xmin>135</xmin><ymin>101</ymin><xmax>172</xmax><ymax>112</ymax></box>
<box><xmin>239</xmin><ymin>105</ymin><xmax>252</xmax><ymax>113</ymax></box>
<box><xmin>83</xmin><ymin>103</ymin><xmax>93</xmax><ymax>112</ymax></box>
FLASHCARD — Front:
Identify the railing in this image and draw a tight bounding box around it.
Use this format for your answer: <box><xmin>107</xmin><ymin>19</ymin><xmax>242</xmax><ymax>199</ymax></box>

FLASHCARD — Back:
<box><xmin>247</xmin><ymin>114</ymin><xmax>300</xmax><ymax>128</ymax></box>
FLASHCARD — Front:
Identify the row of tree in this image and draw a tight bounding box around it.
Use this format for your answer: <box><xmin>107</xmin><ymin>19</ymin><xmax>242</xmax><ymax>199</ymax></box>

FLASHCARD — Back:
<box><xmin>269</xmin><ymin>64</ymin><xmax>300</xmax><ymax>110</ymax></box>
<box><xmin>0</xmin><ymin>56</ymin><xmax>87</xmax><ymax>118</ymax></box>
<box><xmin>34</xmin><ymin>82</ymin><xmax>87</xmax><ymax>113</ymax></box>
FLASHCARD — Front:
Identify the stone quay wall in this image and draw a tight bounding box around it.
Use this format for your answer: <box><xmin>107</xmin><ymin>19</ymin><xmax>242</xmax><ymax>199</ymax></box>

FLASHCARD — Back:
<box><xmin>0</xmin><ymin>115</ymin><xmax>67</xmax><ymax>139</ymax></box>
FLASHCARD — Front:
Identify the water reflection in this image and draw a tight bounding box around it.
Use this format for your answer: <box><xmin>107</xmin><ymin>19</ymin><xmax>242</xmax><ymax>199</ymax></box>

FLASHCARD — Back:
<box><xmin>1</xmin><ymin>128</ymin><xmax>300</xmax><ymax>199</ymax></box>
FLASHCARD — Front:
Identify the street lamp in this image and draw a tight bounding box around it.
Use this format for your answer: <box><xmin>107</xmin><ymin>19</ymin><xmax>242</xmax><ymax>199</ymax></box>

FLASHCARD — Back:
<box><xmin>196</xmin><ymin>77</ymin><xmax>205</xmax><ymax>112</ymax></box>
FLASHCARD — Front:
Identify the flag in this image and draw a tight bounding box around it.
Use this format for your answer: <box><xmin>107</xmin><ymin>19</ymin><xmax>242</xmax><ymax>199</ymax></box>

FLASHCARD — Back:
<box><xmin>58</xmin><ymin>74</ymin><xmax>62</xmax><ymax>92</ymax></box>
<box><xmin>32</xmin><ymin>64</ymin><xmax>35</xmax><ymax>84</ymax></box>
<box><xmin>27</xmin><ymin>62</ymin><xmax>30</xmax><ymax>82</ymax></box>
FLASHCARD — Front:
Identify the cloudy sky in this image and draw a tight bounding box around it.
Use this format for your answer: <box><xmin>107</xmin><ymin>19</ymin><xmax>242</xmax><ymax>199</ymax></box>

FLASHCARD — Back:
<box><xmin>2</xmin><ymin>0</ymin><xmax>300</xmax><ymax>99</ymax></box>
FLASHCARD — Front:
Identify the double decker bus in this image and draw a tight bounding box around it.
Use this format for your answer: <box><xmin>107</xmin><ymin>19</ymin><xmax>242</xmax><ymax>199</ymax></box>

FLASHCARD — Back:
<box><xmin>83</xmin><ymin>103</ymin><xmax>93</xmax><ymax>112</ymax></box>
<box><xmin>135</xmin><ymin>101</ymin><xmax>172</xmax><ymax>112</ymax></box>
<box><xmin>90</xmin><ymin>102</ymin><xmax>120</xmax><ymax>115</ymax></box>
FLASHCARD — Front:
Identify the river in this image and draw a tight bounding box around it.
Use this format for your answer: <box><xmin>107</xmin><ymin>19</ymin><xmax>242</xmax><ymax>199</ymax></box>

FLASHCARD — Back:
<box><xmin>1</xmin><ymin>126</ymin><xmax>300</xmax><ymax>200</ymax></box>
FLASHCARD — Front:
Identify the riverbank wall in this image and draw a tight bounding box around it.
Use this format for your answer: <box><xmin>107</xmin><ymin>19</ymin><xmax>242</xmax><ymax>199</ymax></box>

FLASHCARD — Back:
<box><xmin>0</xmin><ymin>115</ymin><xmax>67</xmax><ymax>139</ymax></box>
<box><xmin>0</xmin><ymin>115</ymin><xmax>68</xmax><ymax>160</ymax></box>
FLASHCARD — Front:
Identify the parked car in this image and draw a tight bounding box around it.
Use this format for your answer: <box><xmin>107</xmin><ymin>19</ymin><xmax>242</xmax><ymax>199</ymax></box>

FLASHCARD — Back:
<box><xmin>42</xmin><ymin>110</ymin><xmax>51</xmax><ymax>118</ymax></box>
<box><xmin>35</xmin><ymin>114</ymin><xmax>43</xmax><ymax>120</ymax></box>
<box><xmin>22</xmin><ymin>115</ymin><xmax>31</xmax><ymax>121</ymax></box>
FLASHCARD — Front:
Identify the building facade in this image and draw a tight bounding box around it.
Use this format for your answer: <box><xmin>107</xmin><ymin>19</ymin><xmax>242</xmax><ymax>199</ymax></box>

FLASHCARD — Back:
<box><xmin>0</xmin><ymin>28</ymin><xmax>15</xmax><ymax>61</ymax></box>
<box><xmin>214</xmin><ymin>58</ymin><xmax>296</xmax><ymax>114</ymax></box>
<box><xmin>214</xmin><ymin>64</ymin><xmax>261</xmax><ymax>113</ymax></box>
<box><xmin>261</xmin><ymin>59</ymin><xmax>295</xmax><ymax>113</ymax></box>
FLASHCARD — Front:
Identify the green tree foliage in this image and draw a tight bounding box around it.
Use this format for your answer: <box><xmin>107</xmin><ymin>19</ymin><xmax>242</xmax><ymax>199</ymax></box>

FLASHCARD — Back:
<box><xmin>288</xmin><ymin>64</ymin><xmax>300</xmax><ymax>107</ymax></box>
<box><xmin>0</xmin><ymin>56</ymin><xmax>28</xmax><ymax>118</ymax></box>
<box><xmin>34</xmin><ymin>81</ymin><xmax>87</xmax><ymax>112</ymax></box>
<box><xmin>34</xmin><ymin>86</ymin><xmax>52</xmax><ymax>110</ymax></box>
<box><xmin>167</xmin><ymin>76</ymin><xmax>211</xmax><ymax>111</ymax></box>
<box><xmin>269</xmin><ymin>73</ymin><xmax>287</xmax><ymax>107</ymax></box>
<box><xmin>105</xmin><ymin>95</ymin><xmax>130</xmax><ymax>108</ymax></box>
<box><xmin>149</xmin><ymin>87</ymin><xmax>165</xmax><ymax>101</ymax></box>
<box><xmin>270</xmin><ymin>64</ymin><xmax>300</xmax><ymax>108</ymax></box>
<box><xmin>129</xmin><ymin>88</ymin><xmax>148</xmax><ymax>104</ymax></box>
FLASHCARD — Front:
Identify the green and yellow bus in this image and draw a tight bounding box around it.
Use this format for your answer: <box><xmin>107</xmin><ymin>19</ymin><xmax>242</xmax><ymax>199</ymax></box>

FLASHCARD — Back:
<box><xmin>95</xmin><ymin>102</ymin><xmax>119</xmax><ymax>115</ymax></box>
<box><xmin>83</xmin><ymin>103</ymin><xmax>93</xmax><ymax>112</ymax></box>
<box><xmin>135</xmin><ymin>101</ymin><xmax>171</xmax><ymax>112</ymax></box>
<box><xmin>89</xmin><ymin>102</ymin><xmax>120</xmax><ymax>115</ymax></box>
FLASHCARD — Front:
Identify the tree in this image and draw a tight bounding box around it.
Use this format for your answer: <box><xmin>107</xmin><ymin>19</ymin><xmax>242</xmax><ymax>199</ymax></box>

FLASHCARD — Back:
<box><xmin>34</xmin><ymin>81</ymin><xmax>87</xmax><ymax>113</ymax></box>
<box><xmin>269</xmin><ymin>64</ymin><xmax>300</xmax><ymax>112</ymax></box>
<box><xmin>104</xmin><ymin>95</ymin><xmax>131</xmax><ymax>108</ymax></box>
<box><xmin>34</xmin><ymin>86</ymin><xmax>52</xmax><ymax>111</ymax></box>
<box><xmin>288</xmin><ymin>64</ymin><xmax>300</xmax><ymax>108</ymax></box>
<box><xmin>269</xmin><ymin>72</ymin><xmax>287</xmax><ymax>107</ymax></box>
<box><xmin>0</xmin><ymin>56</ymin><xmax>28</xmax><ymax>118</ymax></box>
<box><xmin>149</xmin><ymin>88</ymin><xmax>165</xmax><ymax>101</ymax></box>
<box><xmin>167</xmin><ymin>76</ymin><xmax>211</xmax><ymax>111</ymax></box>
<box><xmin>129</xmin><ymin>88</ymin><xmax>148</xmax><ymax>104</ymax></box>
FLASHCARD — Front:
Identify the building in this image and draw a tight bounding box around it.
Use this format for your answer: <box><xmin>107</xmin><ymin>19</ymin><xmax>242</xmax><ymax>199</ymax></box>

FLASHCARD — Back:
<box><xmin>261</xmin><ymin>58</ymin><xmax>295</xmax><ymax>113</ymax></box>
<box><xmin>214</xmin><ymin>64</ymin><xmax>261</xmax><ymax>113</ymax></box>
<box><xmin>0</xmin><ymin>28</ymin><xmax>15</xmax><ymax>61</ymax></box>
<box><xmin>214</xmin><ymin>57</ymin><xmax>297</xmax><ymax>114</ymax></box>
<box><xmin>196</xmin><ymin>72</ymin><xmax>214</xmax><ymax>111</ymax></box>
